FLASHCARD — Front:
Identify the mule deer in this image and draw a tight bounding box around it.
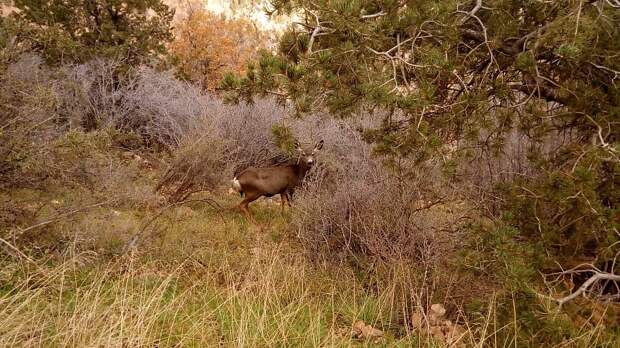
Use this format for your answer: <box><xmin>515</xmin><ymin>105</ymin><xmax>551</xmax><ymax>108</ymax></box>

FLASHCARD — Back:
<box><xmin>231</xmin><ymin>140</ymin><xmax>323</xmax><ymax>222</ymax></box>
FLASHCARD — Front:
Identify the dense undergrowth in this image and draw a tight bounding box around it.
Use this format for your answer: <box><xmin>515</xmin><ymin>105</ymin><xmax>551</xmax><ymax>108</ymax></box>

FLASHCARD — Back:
<box><xmin>1</xmin><ymin>51</ymin><xmax>618</xmax><ymax>347</ymax></box>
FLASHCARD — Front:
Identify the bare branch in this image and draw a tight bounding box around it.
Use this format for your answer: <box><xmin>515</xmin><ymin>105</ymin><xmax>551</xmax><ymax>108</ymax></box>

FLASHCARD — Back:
<box><xmin>361</xmin><ymin>11</ymin><xmax>386</xmax><ymax>19</ymax></box>
<box><xmin>293</xmin><ymin>21</ymin><xmax>313</xmax><ymax>29</ymax></box>
<box><xmin>511</xmin><ymin>75</ymin><xmax>569</xmax><ymax>105</ymax></box>
<box><xmin>0</xmin><ymin>236</ymin><xmax>38</xmax><ymax>267</ymax></box>
<box><xmin>590</xmin><ymin>62</ymin><xmax>620</xmax><ymax>84</ymax></box>
<box><xmin>556</xmin><ymin>271</ymin><xmax>620</xmax><ymax>306</ymax></box>
<box><xmin>460</xmin><ymin>21</ymin><xmax>550</xmax><ymax>56</ymax></box>
<box><xmin>306</xmin><ymin>11</ymin><xmax>321</xmax><ymax>55</ymax></box>
<box><xmin>459</xmin><ymin>0</ymin><xmax>483</xmax><ymax>25</ymax></box>
<box><xmin>365</xmin><ymin>45</ymin><xmax>433</xmax><ymax>69</ymax></box>
<box><xmin>604</xmin><ymin>0</ymin><xmax>620</xmax><ymax>8</ymax></box>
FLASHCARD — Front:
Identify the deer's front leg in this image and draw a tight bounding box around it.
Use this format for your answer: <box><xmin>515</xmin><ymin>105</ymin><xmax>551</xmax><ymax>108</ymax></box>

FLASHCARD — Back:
<box><xmin>280</xmin><ymin>192</ymin><xmax>291</xmax><ymax>213</ymax></box>
<box><xmin>280</xmin><ymin>194</ymin><xmax>286</xmax><ymax>213</ymax></box>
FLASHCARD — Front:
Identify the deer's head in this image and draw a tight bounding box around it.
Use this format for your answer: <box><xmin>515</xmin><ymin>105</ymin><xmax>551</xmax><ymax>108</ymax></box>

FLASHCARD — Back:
<box><xmin>295</xmin><ymin>140</ymin><xmax>324</xmax><ymax>167</ymax></box>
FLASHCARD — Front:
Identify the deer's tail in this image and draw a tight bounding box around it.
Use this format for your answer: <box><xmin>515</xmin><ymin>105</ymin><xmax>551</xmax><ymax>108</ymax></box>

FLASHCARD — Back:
<box><xmin>231</xmin><ymin>177</ymin><xmax>243</xmax><ymax>197</ymax></box>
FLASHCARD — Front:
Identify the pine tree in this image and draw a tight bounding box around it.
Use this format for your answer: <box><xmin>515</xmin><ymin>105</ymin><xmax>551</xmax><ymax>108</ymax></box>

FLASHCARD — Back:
<box><xmin>225</xmin><ymin>0</ymin><xmax>619</xmax><ymax>272</ymax></box>
<box><xmin>11</xmin><ymin>0</ymin><xmax>174</xmax><ymax>64</ymax></box>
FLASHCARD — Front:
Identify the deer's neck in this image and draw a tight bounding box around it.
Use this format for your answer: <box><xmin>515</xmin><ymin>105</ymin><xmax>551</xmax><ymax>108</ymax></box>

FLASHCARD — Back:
<box><xmin>293</xmin><ymin>162</ymin><xmax>311</xmax><ymax>179</ymax></box>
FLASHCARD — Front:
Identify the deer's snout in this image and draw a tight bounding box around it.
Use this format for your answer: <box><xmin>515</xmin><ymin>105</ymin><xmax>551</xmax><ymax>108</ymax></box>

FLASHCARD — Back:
<box><xmin>306</xmin><ymin>158</ymin><xmax>314</xmax><ymax>165</ymax></box>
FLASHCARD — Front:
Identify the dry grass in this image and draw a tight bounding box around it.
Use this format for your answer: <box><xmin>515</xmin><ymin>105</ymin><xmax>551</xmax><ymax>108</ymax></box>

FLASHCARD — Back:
<box><xmin>0</xmin><ymin>200</ymin><xmax>421</xmax><ymax>347</ymax></box>
<box><xmin>2</xmin><ymin>195</ymin><xmax>616</xmax><ymax>347</ymax></box>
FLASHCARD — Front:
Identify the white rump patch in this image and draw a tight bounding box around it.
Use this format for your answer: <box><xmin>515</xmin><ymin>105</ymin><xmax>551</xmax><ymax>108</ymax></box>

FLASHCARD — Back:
<box><xmin>231</xmin><ymin>177</ymin><xmax>242</xmax><ymax>192</ymax></box>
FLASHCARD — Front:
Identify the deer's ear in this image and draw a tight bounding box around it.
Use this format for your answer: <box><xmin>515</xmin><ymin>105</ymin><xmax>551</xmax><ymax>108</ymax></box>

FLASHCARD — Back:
<box><xmin>294</xmin><ymin>140</ymin><xmax>304</xmax><ymax>153</ymax></box>
<box><xmin>313</xmin><ymin>140</ymin><xmax>324</xmax><ymax>152</ymax></box>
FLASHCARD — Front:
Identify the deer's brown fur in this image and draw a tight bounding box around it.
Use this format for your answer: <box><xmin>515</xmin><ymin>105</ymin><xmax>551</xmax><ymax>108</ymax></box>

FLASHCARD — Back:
<box><xmin>231</xmin><ymin>140</ymin><xmax>323</xmax><ymax>222</ymax></box>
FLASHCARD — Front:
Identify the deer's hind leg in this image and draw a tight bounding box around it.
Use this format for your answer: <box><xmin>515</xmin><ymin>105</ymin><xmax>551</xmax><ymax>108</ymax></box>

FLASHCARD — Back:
<box><xmin>236</xmin><ymin>192</ymin><xmax>261</xmax><ymax>224</ymax></box>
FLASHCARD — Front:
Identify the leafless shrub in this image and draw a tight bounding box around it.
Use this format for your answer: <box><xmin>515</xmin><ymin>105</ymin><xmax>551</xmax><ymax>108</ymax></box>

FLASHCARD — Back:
<box><xmin>0</xmin><ymin>54</ymin><xmax>58</xmax><ymax>188</ymax></box>
<box><xmin>156</xmin><ymin>127</ymin><xmax>232</xmax><ymax>202</ymax></box>
<box><xmin>51</xmin><ymin>59</ymin><xmax>212</xmax><ymax>148</ymax></box>
<box><xmin>286</xmin><ymin>113</ymin><xmax>470</xmax><ymax>271</ymax></box>
<box><xmin>209</xmin><ymin>98</ymin><xmax>292</xmax><ymax>173</ymax></box>
<box><xmin>51</xmin><ymin>59</ymin><xmax>121</xmax><ymax>131</ymax></box>
<box><xmin>114</xmin><ymin>67</ymin><xmax>213</xmax><ymax>148</ymax></box>
<box><xmin>0</xmin><ymin>55</ymin><xmax>213</xmax><ymax>150</ymax></box>
<box><xmin>5</xmin><ymin>53</ymin><xmax>48</xmax><ymax>83</ymax></box>
<box><xmin>294</xmin><ymin>168</ymin><xmax>468</xmax><ymax>263</ymax></box>
<box><xmin>0</xmin><ymin>57</ymin><xmax>163</xmax><ymax>197</ymax></box>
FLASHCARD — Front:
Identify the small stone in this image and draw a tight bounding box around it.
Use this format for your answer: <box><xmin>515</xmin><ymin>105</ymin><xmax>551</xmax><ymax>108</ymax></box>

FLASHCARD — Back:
<box><xmin>351</xmin><ymin>320</ymin><xmax>365</xmax><ymax>338</ymax></box>
<box><xmin>351</xmin><ymin>320</ymin><xmax>383</xmax><ymax>340</ymax></box>
<box><xmin>429</xmin><ymin>304</ymin><xmax>447</xmax><ymax>325</ymax></box>
<box><xmin>430</xmin><ymin>304</ymin><xmax>446</xmax><ymax>317</ymax></box>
